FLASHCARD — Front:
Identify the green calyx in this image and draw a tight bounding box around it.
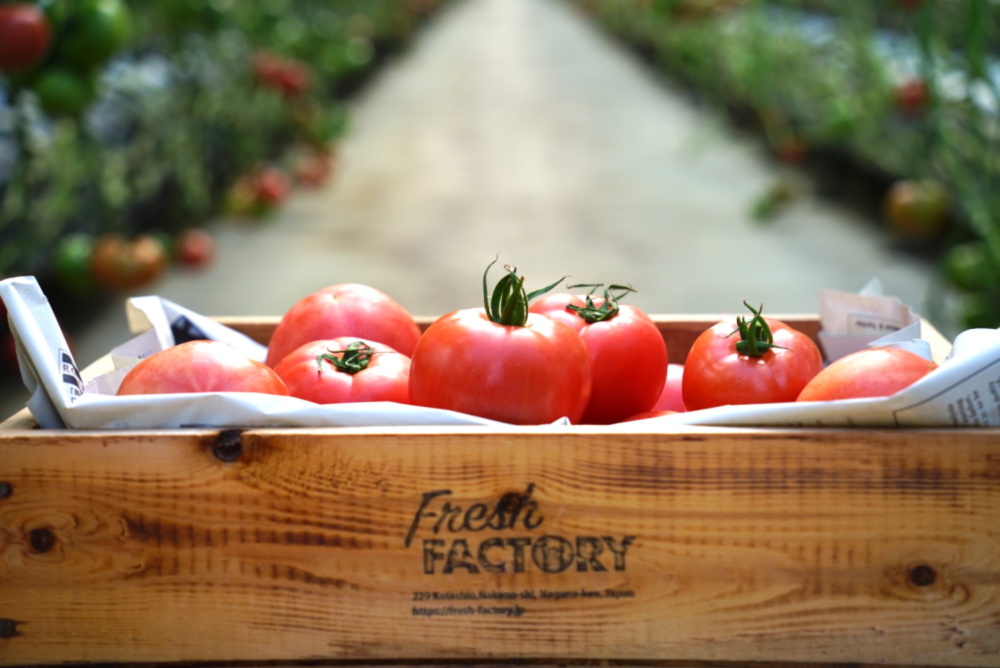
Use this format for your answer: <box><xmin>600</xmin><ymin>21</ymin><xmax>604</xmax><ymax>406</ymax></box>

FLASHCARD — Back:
<box><xmin>317</xmin><ymin>340</ymin><xmax>378</xmax><ymax>375</ymax></box>
<box><xmin>728</xmin><ymin>301</ymin><xmax>785</xmax><ymax>357</ymax></box>
<box><xmin>565</xmin><ymin>283</ymin><xmax>635</xmax><ymax>324</ymax></box>
<box><xmin>482</xmin><ymin>256</ymin><xmax>565</xmax><ymax>326</ymax></box>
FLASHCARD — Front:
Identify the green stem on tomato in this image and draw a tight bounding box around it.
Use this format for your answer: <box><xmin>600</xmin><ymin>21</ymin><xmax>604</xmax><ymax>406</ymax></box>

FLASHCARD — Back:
<box><xmin>729</xmin><ymin>301</ymin><xmax>785</xmax><ymax>357</ymax></box>
<box><xmin>565</xmin><ymin>283</ymin><xmax>635</xmax><ymax>324</ymax></box>
<box><xmin>482</xmin><ymin>256</ymin><xmax>565</xmax><ymax>327</ymax></box>
<box><xmin>317</xmin><ymin>341</ymin><xmax>378</xmax><ymax>375</ymax></box>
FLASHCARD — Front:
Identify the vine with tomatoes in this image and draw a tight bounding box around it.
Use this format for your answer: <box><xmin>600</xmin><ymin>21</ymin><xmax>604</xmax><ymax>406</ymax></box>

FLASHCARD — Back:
<box><xmin>574</xmin><ymin>0</ymin><xmax>1000</xmax><ymax>336</ymax></box>
<box><xmin>0</xmin><ymin>0</ymin><xmax>446</xmax><ymax>288</ymax></box>
<box><xmin>0</xmin><ymin>0</ymin><xmax>449</xmax><ymax>378</ymax></box>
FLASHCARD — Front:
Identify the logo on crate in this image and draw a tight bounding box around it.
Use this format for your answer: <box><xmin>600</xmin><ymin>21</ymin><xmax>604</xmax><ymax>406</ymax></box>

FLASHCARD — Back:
<box><xmin>60</xmin><ymin>348</ymin><xmax>83</xmax><ymax>402</ymax></box>
<box><xmin>404</xmin><ymin>483</ymin><xmax>636</xmax><ymax>575</ymax></box>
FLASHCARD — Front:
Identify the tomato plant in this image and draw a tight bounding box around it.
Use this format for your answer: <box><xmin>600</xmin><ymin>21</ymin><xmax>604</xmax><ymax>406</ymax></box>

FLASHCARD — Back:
<box><xmin>273</xmin><ymin>337</ymin><xmax>410</xmax><ymax>404</ymax></box>
<box><xmin>116</xmin><ymin>340</ymin><xmax>289</xmax><ymax>396</ymax></box>
<box><xmin>266</xmin><ymin>283</ymin><xmax>422</xmax><ymax>367</ymax></box>
<box><xmin>530</xmin><ymin>284</ymin><xmax>667</xmax><ymax>424</ymax></box>
<box><xmin>682</xmin><ymin>302</ymin><xmax>823</xmax><ymax>410</ymax></box>
<box><xmin>0</xmin><ymin>3</ymin><xmax>52</xmax><ymax>72</ymax></box>
<box><xmin>89</xmin><ymin>233</ymin><xmax>169</xmax><ymax>291</ymax></box>
<box><xmin>797</xmin><ymin>347</ymin><xmax>937</xmax><ymax>402</ymax></box>
<box><xmin>409</xmin><ymin>260</ymin><xmax>591</xmax><ymax>425</ymax></box>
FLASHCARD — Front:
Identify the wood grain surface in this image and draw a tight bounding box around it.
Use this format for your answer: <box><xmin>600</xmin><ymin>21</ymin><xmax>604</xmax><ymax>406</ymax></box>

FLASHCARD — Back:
<box><xmin>2</xmin><ymin>426</ymin><xmax>999</xmax><ymax>667</ymax></box>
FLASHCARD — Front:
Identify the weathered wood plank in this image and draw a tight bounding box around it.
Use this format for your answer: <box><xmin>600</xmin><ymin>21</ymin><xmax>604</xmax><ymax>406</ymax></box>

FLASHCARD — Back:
<box><xmin>2</xmin><ymin>427</ymin><xmax>999</xmax><ymax>666</ymax></box>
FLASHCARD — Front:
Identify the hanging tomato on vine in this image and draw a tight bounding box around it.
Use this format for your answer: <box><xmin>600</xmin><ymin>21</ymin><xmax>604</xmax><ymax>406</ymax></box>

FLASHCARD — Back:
<box><xmin>0</xmin><ymin>3</ymin><xmax>52</xmax><ymax>72</ymax></box>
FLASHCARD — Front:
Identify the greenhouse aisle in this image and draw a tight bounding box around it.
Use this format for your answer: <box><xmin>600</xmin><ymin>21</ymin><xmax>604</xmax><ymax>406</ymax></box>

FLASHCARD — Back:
<box><xmin>2</xmin><ymin>0</ymin><xmax>937</xmax><ymax>420</ymax></box>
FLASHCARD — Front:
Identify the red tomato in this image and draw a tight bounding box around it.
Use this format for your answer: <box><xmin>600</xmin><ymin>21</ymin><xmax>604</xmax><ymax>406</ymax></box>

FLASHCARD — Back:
<box><xmin>90</xmin><ymin>233</ymin><xmax>169</xmax><ymax>290</ymax></box>
<box><xmin>255</xmin><ymin>167</ymin><xmax>290</xmax><ymax>205</ymax></box>
<box><xmin>252</xmin><ymin>50</ymin><xmax>311</xmax><ymax>97</ymax></box>
<box><xmin>797</xmin><ymin>347</ymin><xmax>937</xmax><ymax>402</ymax></box>
<box><xmin>530</xmin><ymin>284</ymin><xmax>667</xmax><ymax>424</ymax></box>
<box><xmin>652</xmin><ymin>363</ymin><xmax>686</xmax><ymax>412</ymax></box>
<box><xmin>409</xmin><ymin>261</ymin><xmax>591</xmax><ymax>425</ymax></box>
<box><xmin>273</xmin><ymin>337</ymin><xmax>410</xmax><ymax>404</ymax></box>
<box><xmin>0</xmin><ymin>4</ymin><xmax>51</xmax><ymax>72</ymax></box>
<box><xmin>266</xmin><ymin>283</ymin><xmax>422</xmax><ymax>366</ymax></box>
<box><xmin>895</xmin><ymin>79</ymin><xmax>928</xmax><ymax>116</ymax></box>
<box><xmin>251</xmin><ymin>51</ymin><xmax>284</xmax><ymax>86</ymax></box>
<box><xmin>116</xmin><ymin>341</ymin><xmax>289</xmax><ymax>396</ymax></box>
<box><xmin>682</xmin><ymin>302</ymin><xmax>823</xmax><ymax>411</ymax></box>
<box><xmin>176</xmin><ymin>227</ymin><xmax>215</xmax><ymax>268</ymax></box>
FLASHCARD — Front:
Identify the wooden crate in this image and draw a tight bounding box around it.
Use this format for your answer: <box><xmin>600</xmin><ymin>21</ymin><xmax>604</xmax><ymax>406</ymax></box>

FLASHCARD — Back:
<box><xmin>1</xmin><ymin>316</ymin><xmax>998</xmax><ymax>668</ymax></box>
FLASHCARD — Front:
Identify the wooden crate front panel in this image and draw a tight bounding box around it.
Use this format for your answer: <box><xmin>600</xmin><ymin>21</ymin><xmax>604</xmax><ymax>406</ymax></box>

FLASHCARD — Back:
<box><xmin>1</xmin><ymin>427</ymin><xmax>999</xmax><ymax>666</ymax></box>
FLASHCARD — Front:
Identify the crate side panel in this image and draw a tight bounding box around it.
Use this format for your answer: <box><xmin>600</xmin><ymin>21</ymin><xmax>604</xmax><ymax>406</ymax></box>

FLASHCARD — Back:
<box><xmin>1</xmin><ymin>429</ymin><xmax>999</xmax><ymax>666</ymax></box>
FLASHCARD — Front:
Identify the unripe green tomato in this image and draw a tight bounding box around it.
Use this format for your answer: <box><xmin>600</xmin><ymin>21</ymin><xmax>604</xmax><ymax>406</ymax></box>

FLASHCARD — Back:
<box><xmin>942</xmin><ymin>241</ymin><xmax>996</xmax><ymax>293</ymax></box>
<box><xmin>52</xmin><ymin>233</ymin><xmax>97</xmax><ymax>293</ymax></box>
<box><xmin>55</xmin><ymin>0</ymin><xmax>133</xmax><ymax>69</ymax></box>
<box><xmin>32</xmin><ymin>66</ymin><xmax>95</xmax><ymax>116</ymax></box>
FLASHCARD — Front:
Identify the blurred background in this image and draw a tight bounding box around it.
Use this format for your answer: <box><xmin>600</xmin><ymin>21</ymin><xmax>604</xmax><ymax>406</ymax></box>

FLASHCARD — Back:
<box><xmin>1</xmin><ymin>0</ymin><xmax>998</xmax><ymax>419</ymax></box>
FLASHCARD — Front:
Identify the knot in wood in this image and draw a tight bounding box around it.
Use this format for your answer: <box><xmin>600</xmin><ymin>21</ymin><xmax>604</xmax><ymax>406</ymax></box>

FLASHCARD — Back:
<box><xmin>212</xmin><ymin>429</ymin><xmax>244</xmax><ymax>463</ymax></box>
<box><xmin>0</xmin><ymin>482</ymin><xmax>11</xmax><ymax>499</ymax></box>
<box><xmin>0</xmin><ymin>619</ymin><xmax>16</xmax><ymax>639</ymax></box>
<box><xmin>908</xmin><ymin>563</ymin><xmax>937</xmax><ymax>587</ymax></box>
<box><xmin>29</xmin><ymin>527</ymin><xmax>56</xmax><ymax>554</ymax></box>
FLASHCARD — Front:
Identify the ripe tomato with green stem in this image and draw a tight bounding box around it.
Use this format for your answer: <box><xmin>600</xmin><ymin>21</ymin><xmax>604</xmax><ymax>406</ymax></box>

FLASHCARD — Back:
<box><xmin>409</xmin><ymin>259</ymin><xmax>592</xmax><ymax>425</ymax></box>
<box><xmin>530</xmin><ymin>283</ymin><xmax>667</xmax><ymax>424</ymax></box>
<box><xmin>266</xmin><ymin>283</ymin><xmax>422</xmax><ymax>366</ymax></box>
<box><xmin>682</xmin><ymin>302</ymin><xmax>823</xmax><ymax>411</ymax></box>
<box><xmin>273</xmin><ymin>337</ymin><xmax>410</xmax><ymax>405</ymax></box>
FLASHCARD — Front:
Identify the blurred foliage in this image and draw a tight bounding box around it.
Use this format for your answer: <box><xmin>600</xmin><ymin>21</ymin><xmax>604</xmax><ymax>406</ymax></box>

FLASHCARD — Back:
<box><xmin>576</xmin><ymin>0</ymin><xmax>1000</xmax><ymax>334</ymax></box>
<box><xmin>0</xmin><ymin>0</ymin><xmax>446</xmax><ymax>292</ymax></box>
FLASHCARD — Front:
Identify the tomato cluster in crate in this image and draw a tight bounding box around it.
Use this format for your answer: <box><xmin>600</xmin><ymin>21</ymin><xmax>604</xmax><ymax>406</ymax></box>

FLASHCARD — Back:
<box><xmin>116</xmin><ymin>261</ymin><xmax>939</xmax><ymax>424</ymax></box>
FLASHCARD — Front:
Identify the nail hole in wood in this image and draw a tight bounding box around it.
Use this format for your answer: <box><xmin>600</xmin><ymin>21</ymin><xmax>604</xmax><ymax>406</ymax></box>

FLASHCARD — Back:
<box><xmin>29</xmin><ymin>527</ymin><xmax>55</xmax><ymax>554</ymax></box>
<box><xmin>909</xmin><ymin>564</ymin><xmax>937</xmax><ymax>587</ymax></box>
<box><xmin>212</xmin><ymin>429</ymin><xmax>244</xmax><ymax>463</ymax></box>
<box><xmin>0</xmin><ymin>619</ymin><xmax>16</xmax><ymax>638</ymax></box>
